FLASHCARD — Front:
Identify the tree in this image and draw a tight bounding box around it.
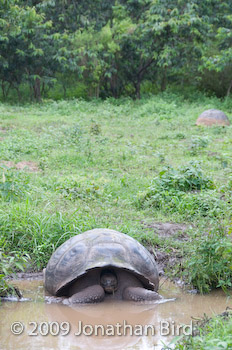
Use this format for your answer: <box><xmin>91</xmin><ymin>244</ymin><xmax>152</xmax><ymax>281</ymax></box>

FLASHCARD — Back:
<box><xmin>200</xmin><ymin>10</ymin><xmax>232</xmax><ymax>96</ymax></box>
<box><xmin>143</xmin><ymin>0</ymin><xmax>213</xmax><ymax>91</ymax></box>
<box><xmin>1</xmin><ymin>0</ymin><xmax>232</xmax><ymax>100</ymax></box>
<box><xmin>0</xmin><ymin>1</ymin><xmax>73</xmax><ymax>101</ymax></box>
<box><xmin>107</xmin><ymin>2</ymin><xmax>157</xmax><ymax>99</ymax></box>
<box><xmin>0</xmin><ymin>0</ymin><xmax>24</xmax><ymax>99</ymax></box>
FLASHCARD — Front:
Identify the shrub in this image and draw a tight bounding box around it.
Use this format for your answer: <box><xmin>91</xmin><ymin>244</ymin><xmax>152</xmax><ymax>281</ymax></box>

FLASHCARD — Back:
<box><xmin>188</xmin><ymin>136</ymin><xmax>210</xmax><ymax>156</ymax></box>
<box><xmin>149</xmin><ymin>162</ymin><xmax>214</xmax><ymax>193</ymax></box>
<box><xmin>0</xmin><ymin>248</ymin><xmax>29</xmax><ymax>297</ymax></box>
<box><xmin>183</xmin><ymin>233</ymin><xmax>232</xmax><ymax>293</ymax></box>
<box><xmin>63</xmin><ymin>123</ymin><xmax>83</xmax><ymax>145</ymax></box>
<box><xmin>136</xmin><ymin>162</ymin><xmax>231</xmax><ymax>219</ymax></box>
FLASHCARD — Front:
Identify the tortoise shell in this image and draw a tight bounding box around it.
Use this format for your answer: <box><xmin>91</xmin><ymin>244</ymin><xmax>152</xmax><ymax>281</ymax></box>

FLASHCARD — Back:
<box><xmin>44</xmin><ymin>228</ymin><xmax>159</xmax><ymax>296</ymax></box>
<box><xmin>196</xmin><ymin>109</ymin><xmax>230</xmax><ymax>126</ymax></box>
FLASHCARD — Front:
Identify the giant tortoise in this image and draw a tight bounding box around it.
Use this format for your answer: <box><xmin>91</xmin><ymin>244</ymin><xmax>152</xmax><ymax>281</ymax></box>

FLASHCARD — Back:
<box><xmin>44</xmin><ymin>228</ymin><xmax>161</xmax><ymax>303</ymax></box>
<box><xmin>196</xmin><ymin>109</ymin><xmax>230</xmax><ymax>126</ymax></box>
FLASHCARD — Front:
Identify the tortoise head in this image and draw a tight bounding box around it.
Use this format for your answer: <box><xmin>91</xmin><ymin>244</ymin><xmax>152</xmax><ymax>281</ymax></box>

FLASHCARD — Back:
<box><xmin>100</xmin><ymin>269</ymin><xmax>118</xmax><ymax>294</ymax></box>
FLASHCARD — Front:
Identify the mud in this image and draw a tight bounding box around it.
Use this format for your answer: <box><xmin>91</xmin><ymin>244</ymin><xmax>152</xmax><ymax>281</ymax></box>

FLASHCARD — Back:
<box><xmin>0</xmin><ymin>279</ymin><xmax>231</xmax><ymax>350</ymax></box>
<box><xmin>141</xmin><ymin>221</ymin><xmax>188</xmax><ymax>280</ymax></box>
<box><xmin>11</xmin><ymin>272</ymin><xmax>44</xmax><ymax>280</ymax></box>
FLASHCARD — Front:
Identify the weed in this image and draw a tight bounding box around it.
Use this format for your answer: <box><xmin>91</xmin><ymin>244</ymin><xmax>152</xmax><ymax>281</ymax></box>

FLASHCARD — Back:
<box><xmin>188</xmin><ymin>136</ymin><xmax>210</xmax><ymax>155</ymax></box>
<box><xmin>138</xmin><ymin>162</ymin><xmax>214</xmax><ymax>202</ymax></box>
<box><xmin>136</xmin><ymin>162</ymin><xmax>230</xmax><ymax>219</ymax></box>
<box><xmin>64</xmin><ymin>123</ymin><xmax>83</xmax><ymax>145</ymax></box>
<box><xmin>183</xmin><ymin>232</ymin><xmax>232</xmax><ymax>293</ymax></box>
<box><xmin>156</xmin><ymin>151</ymin><xmax>166</xmax><ymax>163</ymax></box>
<box><xmin>159</xmin><ymin>162</ymin><xmax>214</xmax><ymax>191</ymax></box>
<box><xmin>0</xmin><ymin>248</ymin><xmax>29</xmax><ymax>297</ymax></box>
<box><xmin>0</xmin><ymin>166</ymin><xmax>30</xmax><ymax>201</ymax></box>
<box><xmin>175</xmin><ymin>133</ymin><xmax>186</xmax><ymax>140</ymax></box>
<box><xmin>90</xmin><ymin>121</ymin><xmax>101</xmax><ymax>135</ymax></box>
<box><xmin>174</xmin><ymin>312</ymin><xmax>232</xmax><ymax>350</ymax></box>
<box><xmin>55</xmin><ymin>179</ymin><xmax>102</xmax><ymax>201</ymax></box>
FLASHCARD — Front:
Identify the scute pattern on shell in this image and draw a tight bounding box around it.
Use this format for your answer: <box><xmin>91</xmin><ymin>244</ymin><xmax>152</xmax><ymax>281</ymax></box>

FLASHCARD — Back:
<box><xmin>196</xmin><ymin>109</ymin><xmax>230</xmax><ymax>126</ymax></box>
<box><xmin>45</xmin><ymin>229</ymin><xmax>159</xmax><ymax>296</ymax></box>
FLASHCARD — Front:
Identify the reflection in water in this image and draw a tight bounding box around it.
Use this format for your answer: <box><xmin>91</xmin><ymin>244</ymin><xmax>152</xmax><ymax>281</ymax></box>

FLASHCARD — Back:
<box><xmin>0</xmin><ymin>279</ymin><xmax>231</xmax><ymax>350</ymax></box>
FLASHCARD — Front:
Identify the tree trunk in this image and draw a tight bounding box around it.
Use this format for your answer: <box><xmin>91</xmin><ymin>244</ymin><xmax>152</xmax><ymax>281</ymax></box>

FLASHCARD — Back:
<box><xmin>15</xmin><ymin>86</ymin><xmax>22</xmax><ymax>101</ymax></box>
<box><xmin>1</xmin><ymin>82</ymin><xmax>12</xmax><ymax>100</ymax></box>
<box><xmin>1</xmin><ymin>82</ymin><xmax>6</xmax><ymax>100</ymax></box>
<box><xmin>41</xmin><ymin>82</ymin><xmax>45</xmax><ymax>97</ymax></box>
<box><xmin>134</xmin><ymin>80</ymin><xmax>141</xmax><ymax>99</ymax></box>
<box><xmin>134</xmin><ymin>59</ymin><xmax>154</xmax><ymax>99</ymax></box>
<box><xmin>29</xmin><ymin>83</ymin><xmax>34</xmax><ymax>101</ymax></box>
<box><xmin>226</xmin><ymin>79</ymin><xmax>232</xmax><ymax>97</ymax></box>
<box><xmin>161</xmin><ymin>67</ymin><xmax>167</xmax><ymax>91</ymax></box>
<box><xmin>110</xmin><ymin>74</ymin><xmax>118</xmax><ymax>98</ymax></box>
<box><xmin>95</xmin><ymin>84</ymin><xmax>100</xmax><ymax>98</ymax></box>
<box><xmin>62</xmin><ymin>83</ymin><xmax>67</xmax><ymax>98</ymax></box>
<box><xmin>33</xmin><ymin>77</ymin><xmax>41</xmax><ymax>102</ymax></box>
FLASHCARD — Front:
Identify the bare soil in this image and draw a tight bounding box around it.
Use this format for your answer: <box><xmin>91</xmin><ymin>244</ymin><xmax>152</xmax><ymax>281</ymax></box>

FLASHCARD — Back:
<box><xmin>0</xmin><ymin>160</ymin><xmax>40</xmax><ymax>172</ymax></box>
<box><xmin>0</xmin><ymin>127</ymin><xmax>7</xmax><ymax>134</ymax></box>
<box><xmin>141</xmin><ymin>221</ymin><xmax>191</xmax><ymax>286</ymax></box>
<box><xmin>142</xmin><ymin>221</ymin><xmax>189</xmax><ymax>240</ymax></box>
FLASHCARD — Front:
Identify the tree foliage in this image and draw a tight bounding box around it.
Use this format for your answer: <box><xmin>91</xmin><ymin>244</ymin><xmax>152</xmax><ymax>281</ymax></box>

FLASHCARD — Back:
<box><xmin>0</xmin><ymin>0</ymin><xmax>231</xmax><ymax>100</ymax></box>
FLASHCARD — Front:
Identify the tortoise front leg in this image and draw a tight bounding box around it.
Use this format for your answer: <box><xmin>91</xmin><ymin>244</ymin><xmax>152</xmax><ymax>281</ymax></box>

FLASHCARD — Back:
<box><xmin>63</xmin><ymin>285</ymin><xmax>105</xmax><ymax>304</ymax></box>
<box><xmin>122</xmin><ymin>287</ymin><xmax>162</xmax><ymax>302</ymax></box>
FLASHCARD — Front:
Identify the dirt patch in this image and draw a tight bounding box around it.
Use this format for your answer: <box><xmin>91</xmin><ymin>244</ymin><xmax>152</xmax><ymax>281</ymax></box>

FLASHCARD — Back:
<box><xmin>0</xmin><ymin>160</ymin><xmax>40</xmax><ymax>172</ymax></box>
<box><xmin>142</xmin><ymin>221</ymin><xmax>189</xmax><ymax>240</ymax></box>
<box><xmin>214</xmin><ymin>138</ymin><xmax>224</xmax><ymax>143</ymax></box>
<box><xmin>142</xmin><ymin>221</ymin><xmax>191</xmax><ymax>285</ymax></box>
<box><xmin>207</xmin><ymin>151</ymin><xmax>220</xmax><ymax>157</ymax></box>
<box><xmin>0</xmin><ymin>127</ymin><xmax>7</xmax><ymax>134</ymax></box>
<box><xmin>15</xmin><ymin>161</ymin><xmax>39</xmax><ymax>172</ymax></box>
<box><xmin>0</xmin><ymin>127</ymin><xmax>8</xmax><ymax>141</ymax></box>
<box><xmin>1</xmin><ymin>160</ymin><xmax>15</xmax><ymax>168</ymax></box>
<box><xmin>147</xmin><ymin>245</ymin><xmax>184</xmax><ymax>282</ymax></box>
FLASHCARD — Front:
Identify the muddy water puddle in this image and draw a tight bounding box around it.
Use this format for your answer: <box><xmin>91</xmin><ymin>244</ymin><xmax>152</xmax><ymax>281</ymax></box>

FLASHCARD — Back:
<box><xmin>0</xmin><ymin>279</ymin><xmax>231</xmax><ymax>350</ymax></box>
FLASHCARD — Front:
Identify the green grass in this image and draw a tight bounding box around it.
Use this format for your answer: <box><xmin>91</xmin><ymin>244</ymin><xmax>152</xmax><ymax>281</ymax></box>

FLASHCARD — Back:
<box><xmin>0</xmin><ymin>92</ymin><xmax>232</xmax><ymax>291</ymax></box>
<box><xmin>173</xmin><ymin>312</ymin><xmax>232</xmax><ymax>349</ymax></box>
<box><xmin>0</xmin><ymin>248</ymin><xmax>29</xmax><ymax>297</ymax></box>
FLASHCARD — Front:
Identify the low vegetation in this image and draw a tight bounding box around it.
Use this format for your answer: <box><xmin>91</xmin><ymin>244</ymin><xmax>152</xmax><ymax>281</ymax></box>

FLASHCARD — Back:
<box><xmin>0</xmin><ymin>92</ymin><xmax>231</xmax><ymax>347</ymax></box>
<box><xmin>0</xmin><ymin>93</ymin><xmax>231</xmax><ymax>295</ymax></box>
<box><xmin>173</xmin><ymin>311</ymin><xmax>232</xmax><ymax>350</ymax></box>
<box><xmin>136</xmin><ymin>161</ymin><xmax>226</xmax><ymax>219</ymax></box>
<box><xmin>0</xmin><ymin>248</ymin><xmax>29</xmax><ymax>297</ymax></box>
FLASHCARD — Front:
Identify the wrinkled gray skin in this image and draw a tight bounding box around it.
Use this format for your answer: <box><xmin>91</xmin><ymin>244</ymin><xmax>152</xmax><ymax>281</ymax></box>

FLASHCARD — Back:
<box><xmin>61</xmin><ymin>267</ymin><xmax>162</xmax><ymax>305</ymax></box>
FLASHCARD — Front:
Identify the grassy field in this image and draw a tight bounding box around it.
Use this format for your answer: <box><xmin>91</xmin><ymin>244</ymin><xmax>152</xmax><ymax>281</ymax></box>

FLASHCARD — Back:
<box><xmin>0</xmin><ymin>92</ymin><xmax>232</xmax><ymax>288</ymax></box>
<box><xmin>0</xmin><ymin>92</ymin><xmax>232</xmax><ymax>348</ymax></box>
